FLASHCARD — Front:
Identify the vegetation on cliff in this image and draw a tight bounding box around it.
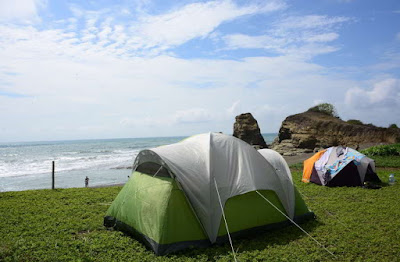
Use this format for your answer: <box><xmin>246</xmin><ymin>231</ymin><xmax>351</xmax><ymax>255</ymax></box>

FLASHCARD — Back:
<box><xmin>346</xmin><ymin>119</ymin><xmax>364</xmax><ymax>125</ymax></box>
<box><xmin>307</xmin><ymin>103</ymin><xmax>339</xmax><ymax>118</ymax></box>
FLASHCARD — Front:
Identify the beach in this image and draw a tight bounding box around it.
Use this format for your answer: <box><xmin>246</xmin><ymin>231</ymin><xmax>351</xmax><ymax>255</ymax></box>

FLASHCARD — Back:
<box><xmin>0</xmin><ymin>136</ymin><xmax>184</xmax><ymax>192</ymax></box>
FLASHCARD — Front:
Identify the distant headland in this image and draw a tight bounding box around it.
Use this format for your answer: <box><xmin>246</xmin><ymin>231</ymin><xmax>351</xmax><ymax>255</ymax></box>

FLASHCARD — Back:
<box><xmin>233</xmin><ymin>103</ymin><xmax>400</xmax><ymax>156</ymax></box>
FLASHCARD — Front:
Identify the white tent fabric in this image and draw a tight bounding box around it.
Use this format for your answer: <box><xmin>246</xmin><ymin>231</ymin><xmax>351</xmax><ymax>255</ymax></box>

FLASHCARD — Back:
<box><xmin>133</xmin><ymin>133</ymin><xmax>295</xmax><ymax>243</ymax></box>
<box><xmin>257</xmin><ymin>149</ymin><xmax>295</xmax><ymax>208</ymax></box>
<box><xmin>258</xmin><ymin>149</ymin><xmax>293</xmax><ymax>184</ymax></box>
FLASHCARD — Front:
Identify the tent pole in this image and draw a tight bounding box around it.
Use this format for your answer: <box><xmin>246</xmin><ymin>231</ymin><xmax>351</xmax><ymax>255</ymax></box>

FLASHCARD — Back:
<box><xmin>175</xmin><ymin>179</ymin><xmax>210</xmax><ymax>241</ymax></box>
<box><xmin>152</xmin><ymin>166</ymin><xmax>163</xmax><ymax>177</ymax></box>
<box><xmin>214</xmin><ymin>178</ymin><xmax>238</xmax><ymax>262</ymax></box>
<box><xmin>255</xmin><ymin>190</ymin><xmax>337</xmax><ymax>259</ymax></box>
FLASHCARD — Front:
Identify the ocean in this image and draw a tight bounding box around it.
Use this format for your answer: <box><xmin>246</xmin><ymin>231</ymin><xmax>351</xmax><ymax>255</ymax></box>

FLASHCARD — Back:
<box><xmin>0</xmin><ymin>133</ymin><xmax>277</xmax><ymax>192</ymax></box>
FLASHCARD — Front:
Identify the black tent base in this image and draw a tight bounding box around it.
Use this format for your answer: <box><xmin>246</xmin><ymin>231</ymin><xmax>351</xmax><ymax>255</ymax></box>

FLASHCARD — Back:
<box><xmin>104</xmin><ymin>211</ymin><xmax>315</xmax><ymax>256</ymax></box>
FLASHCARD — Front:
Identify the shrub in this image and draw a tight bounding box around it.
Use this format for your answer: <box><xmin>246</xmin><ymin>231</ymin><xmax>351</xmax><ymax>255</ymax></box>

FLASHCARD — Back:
<box><xmin>361</xmin><ymin>144</ymin><xmax>400</xmax><ymax>156</ymax></box>
<box><xmin>347</xmin><ymin>119</ymin><xmax>363</xmax><ymax>125</ymax></box>
<box><xmin>389</xmin><ymin>123</ymin><xmax>399</xmax><ymax>129</ymax></box>
<box><xmin>307</xmin><ymin>103</ymin><xmax>339</xmax><ymax>118</ymax></box>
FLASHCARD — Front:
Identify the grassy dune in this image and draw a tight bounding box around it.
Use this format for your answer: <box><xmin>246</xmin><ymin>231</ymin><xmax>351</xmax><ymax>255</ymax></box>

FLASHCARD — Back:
<box><xmin>1</xmin><ymin>158</ymin><xmax>400</xmax><ymax>261</ymax></box>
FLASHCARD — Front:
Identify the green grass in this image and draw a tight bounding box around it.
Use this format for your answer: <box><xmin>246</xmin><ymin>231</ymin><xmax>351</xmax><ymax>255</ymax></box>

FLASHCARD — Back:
<box><xmin>1</xmin><ymin>170</ymin><xmax>400</xmax><ymax>261</ymax></box>
<box><xmin>361</xmin><ymin>144</ymin><xmax>400</xmax><ymax>156</ymax></box>
<box><xmin>289</xmin><ymin>156</ymin><xmax>400</xmax><ymax>168</ymax></box>
<box><xmin>361</xmin><ymin>144</ymin><xmax>400</xmax><ymax>167</ymax></box>
<box><xmin>372</xmin><ymin>156</ymin><xmax>400</xmax><ymax>168</ymax></box>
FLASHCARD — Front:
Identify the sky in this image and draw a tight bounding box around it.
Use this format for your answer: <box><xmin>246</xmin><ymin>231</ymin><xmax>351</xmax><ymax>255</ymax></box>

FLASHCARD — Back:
<box><xmin>0</xmin><ymin>0</ymin><xmax>399</xmax><ymax>142</ymax></box>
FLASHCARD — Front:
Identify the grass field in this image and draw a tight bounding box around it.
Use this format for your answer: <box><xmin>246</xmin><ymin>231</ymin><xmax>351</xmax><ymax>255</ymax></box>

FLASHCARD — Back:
<box><xmin>1</xmin><ymin>159</ymin><xmax>400</xmax><ymax>261</ymax></box>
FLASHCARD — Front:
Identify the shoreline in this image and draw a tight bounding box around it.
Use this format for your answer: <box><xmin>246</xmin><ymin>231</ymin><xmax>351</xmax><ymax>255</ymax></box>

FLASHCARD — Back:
<box><xmin>1</xmin><ymin>143</ymin><xmax>392</xmax><ymax>193</ymax></box>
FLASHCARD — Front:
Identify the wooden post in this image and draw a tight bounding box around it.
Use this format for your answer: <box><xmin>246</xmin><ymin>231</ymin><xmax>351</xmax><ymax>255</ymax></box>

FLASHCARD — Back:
<box><xmin>52</xmin><ymin>161</ymin><xmax>55</xmax><ymax>189</ymax></box>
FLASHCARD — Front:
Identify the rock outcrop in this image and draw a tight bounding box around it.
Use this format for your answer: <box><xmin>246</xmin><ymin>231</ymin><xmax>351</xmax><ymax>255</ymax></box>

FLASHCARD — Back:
<box><xmin>233</xmin><ymin>113</ymin><xmax>267</xmax><ymax>149</ymax></box>
<box><xmin>272</xmin><ymin>111</ymin><xmax>400</xmax><ymax>156</ymax></box>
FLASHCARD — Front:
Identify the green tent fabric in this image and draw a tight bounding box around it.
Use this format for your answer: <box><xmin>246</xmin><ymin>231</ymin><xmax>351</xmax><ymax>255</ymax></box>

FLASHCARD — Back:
<box><xmin>104</xmin><ymin>133</ymin><xmax>314</xmax><ymax>255</ymax></box>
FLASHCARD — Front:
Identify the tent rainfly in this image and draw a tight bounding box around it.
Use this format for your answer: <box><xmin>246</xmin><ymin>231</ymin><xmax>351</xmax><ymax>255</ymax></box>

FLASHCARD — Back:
<box><xmin>104</xmin><ymin>133</ymin><xmax>314</xmax><ymax>255</ymax></box>
<box><xmin>302</xmin><ymin>146</ymin><xmax>381</xmax><ymax>186</ymax></box>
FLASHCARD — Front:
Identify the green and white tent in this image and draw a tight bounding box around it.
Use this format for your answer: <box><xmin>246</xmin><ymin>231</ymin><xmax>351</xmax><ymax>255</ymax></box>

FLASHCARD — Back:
<box><xmin>104</xmin><ymin>133</ymin><xmax>313</xmax><ymax>255</ymax></box>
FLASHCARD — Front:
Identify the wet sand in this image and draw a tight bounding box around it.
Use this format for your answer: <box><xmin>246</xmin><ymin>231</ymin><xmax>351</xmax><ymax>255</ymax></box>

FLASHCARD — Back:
<box><xmin>283</xmin><ymin>153</ymin><xmax>314</xmax><ymax>165</ymax></box>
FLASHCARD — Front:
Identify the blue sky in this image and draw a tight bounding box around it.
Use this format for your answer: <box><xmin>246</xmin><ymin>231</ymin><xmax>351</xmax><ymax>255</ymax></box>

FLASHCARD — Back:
<box><xmin>0</xmin><ymin>0</ymin><xmax>399</xmax><ymax>142</ymax></box>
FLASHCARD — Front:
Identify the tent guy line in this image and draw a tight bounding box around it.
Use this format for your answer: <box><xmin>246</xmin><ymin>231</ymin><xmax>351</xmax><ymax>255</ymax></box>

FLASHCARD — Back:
<box><xmin>255</xmin><ymin>190</ymin><xmax>337</xmax><ymax>259</ymax></box>
<box><xmin>214</xmin><ymin>178</ymin><xmax>238</xmax><ymax>262</ymax></box>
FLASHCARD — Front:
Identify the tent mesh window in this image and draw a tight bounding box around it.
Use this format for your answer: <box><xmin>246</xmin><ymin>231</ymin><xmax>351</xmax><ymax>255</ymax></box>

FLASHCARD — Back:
<box><xmin>136</xmin><ymin>162</ymin><xmax>170</xmax><ymax>178</ymax></box>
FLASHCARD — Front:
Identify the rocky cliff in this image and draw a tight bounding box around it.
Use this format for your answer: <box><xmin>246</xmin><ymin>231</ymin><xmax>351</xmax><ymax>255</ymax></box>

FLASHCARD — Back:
<box><xmin>233</xmin><ymin>113</ymin><xmax>267</xmax><ymax>148</ymax></box>
<box><xmin>272</xmin><ymin>111</ymin><xmax>400</xmax><ymax>155</ymax></box>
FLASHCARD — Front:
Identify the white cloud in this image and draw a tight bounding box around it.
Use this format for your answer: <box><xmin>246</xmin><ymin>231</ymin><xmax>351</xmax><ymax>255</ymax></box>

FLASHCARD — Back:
<box><xmin>0</xmin><ymin>0</ymin><xmax>46</xmax><ymax>23</ymax></box>
<box><xmin>119</xmin><ymin>115</ymin><xmax>171</xmax><ymax>128</ymax></box>
<box><xmin>223</xmin><ymin>14</ymin><xmax>348</xmax><ymax>58</ymax></box>
<box><xmin>0</xmin><ymin>22</ymin><xmax>354</xmax><ymax>141</ymax></box>
<box><xmin>369</xmin><ymin>49</ymin><xmax>400</xmax><ymax>71</ymax></box>
<box><xmin>0</xmin><ymin>1</ymin><xmax>398</xmax><ymax>141</ymax></box>
<box><xmin>224</xmin><ymin>32</ymin><xmax>339</xmax><ymax>56</ymax></box>
<box><xmin>224</xmin><ymin>34</ymin><xmax>286</xmax><ymax>50</ymax></box>
<box><xmin>130</xmin><ymin>0</ymin><xmax>286</xmax><ymax>51</ymax></box>
<box><xmin>274</xmin><ymin>15</ymin><xmax>350</xmax><ymax>31</ymax></box>
<box><xmin>2</xmin><ymin>0</ymin><xmax>285</xmax><ymax>58</ymax></box>
<box><xmin>283</xmin><ymin>44</ymin><xmax>339</xmax><ymax>58</ymax></box>
<box><xmin>173</xmin><ymin>108</ymin><xmax>213</xmax><ymax>124</ymax></box>
<box><xmin>305</xmin><ymin>32</ymin><xmax>339</xmax><ymax>43</ymax></box>
<box><xmin>313</xmin><ymin>99</ymin><xmax>324</xmax><ymax>105</ymax></box>
<box><xmin>128</xmin><ymin>0</ymin><xmax>152</xmax><ymax>15</ymax></box>
<box><xmin>345</xmin><ymin>79</ymin><xmax>400</xmax><ymax>107</ymax></box>
<box><xmin>69</xmin><ymin>4</ymin><xmax>84</xmax><ymax>18</ymax></box>
<box><xmin>340</xmin><ymin>78</ymin><xmax>400</xmax><ymax>127</ymax></box>
<box><xmin>226</xmin><ymin>100</ymin><xmax>241</xmax><ymax>116</ymax></box>
<box><xmin>0</xmin><ymin>2</ymin><xmax>355</xmax><ymax>140</ymax></box>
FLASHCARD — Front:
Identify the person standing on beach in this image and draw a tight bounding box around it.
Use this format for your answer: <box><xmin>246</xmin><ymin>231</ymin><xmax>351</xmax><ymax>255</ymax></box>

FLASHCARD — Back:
<box><xmin>85</xmin><ymin>176</ymin><xmax>89</xmax><ymax>188</ymax></box>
